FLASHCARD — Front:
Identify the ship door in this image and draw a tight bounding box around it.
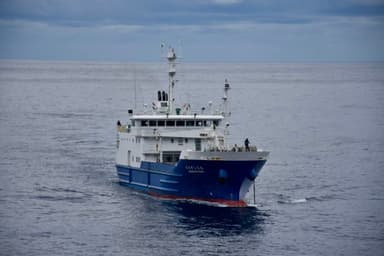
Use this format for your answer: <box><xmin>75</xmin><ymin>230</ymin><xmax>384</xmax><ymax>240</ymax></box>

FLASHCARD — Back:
<box><xmin>195</xmin><ymin>139</ymin><xmax>202</xmax><ymax>151</ymax></box>
<box><xmin>127</xmin><ymin>150</ymin><xmax>131</xmax><ymax>166</ymax></box>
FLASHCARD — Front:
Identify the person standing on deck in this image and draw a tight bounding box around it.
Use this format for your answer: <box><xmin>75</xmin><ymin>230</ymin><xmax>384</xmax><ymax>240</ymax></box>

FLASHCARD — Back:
<box><xmin>244</xmin><ymin>138</ymin><xmax>250</xmax><ymax>152</ymax></box>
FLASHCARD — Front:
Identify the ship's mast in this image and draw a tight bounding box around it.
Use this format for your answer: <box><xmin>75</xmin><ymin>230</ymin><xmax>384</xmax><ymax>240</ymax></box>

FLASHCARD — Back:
<box><xmin>222</xmin><ymin>79</ymin><xmax>231</xmax><ymax>146</ymax></box>
<box><xmin>167</xmin><ymin>48</ymin><xmax>177</xmax><ymax>114</ymax></box>
<box><xmin>222</xmin><ymin>79</ymin><xmax>231</xmax><ymax>122</ymax></box>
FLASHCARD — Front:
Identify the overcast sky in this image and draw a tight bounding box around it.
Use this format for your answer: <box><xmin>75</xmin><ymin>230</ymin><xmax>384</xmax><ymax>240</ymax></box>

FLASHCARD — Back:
<box><xmin>0</xmin><ymin>0</ymin><xmax>383</xmax><ymax>62</ymax></box>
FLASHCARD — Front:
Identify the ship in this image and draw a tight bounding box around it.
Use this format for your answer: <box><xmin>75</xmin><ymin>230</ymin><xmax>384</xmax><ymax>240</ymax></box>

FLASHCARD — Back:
<box><xmin>115</xmin><ymin>47</ymin><xmax>269</xmax><ymax>207</ymax></box>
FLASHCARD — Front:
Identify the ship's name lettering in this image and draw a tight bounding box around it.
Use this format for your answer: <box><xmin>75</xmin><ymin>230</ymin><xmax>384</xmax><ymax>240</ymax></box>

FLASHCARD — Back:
<box><xmin>185</xmin><ymin>165</ymin><xmax>205</xmax><ymax>173</ymax></box>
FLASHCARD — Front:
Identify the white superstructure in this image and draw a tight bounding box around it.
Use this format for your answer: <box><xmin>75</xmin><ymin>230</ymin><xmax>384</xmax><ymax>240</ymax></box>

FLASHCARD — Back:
<box><xmin>116</xmin><ymin>47</ymin><xmax>263</xmax><ymax>168</ymax></box>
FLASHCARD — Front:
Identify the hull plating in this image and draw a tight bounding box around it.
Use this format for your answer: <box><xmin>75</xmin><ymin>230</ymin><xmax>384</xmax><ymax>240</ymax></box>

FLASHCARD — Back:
<box><xmin>116</xmin><ymin>159</ymin><xmax>266</xmax><ymax>206</ymax></box>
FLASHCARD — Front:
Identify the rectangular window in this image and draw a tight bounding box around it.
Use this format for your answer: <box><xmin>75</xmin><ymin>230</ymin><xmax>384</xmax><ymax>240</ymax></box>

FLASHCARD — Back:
<box><xmin>176</xmin><ymin>120</ymin><xmax>185</xmax><ymax>127</ymax></box>
<box><xmin>178</xmin><ymin>138</ymin><xmax>183</xmax><ymax>145</ymax></box>
<box><xmin>149</xmin><ymin>120</ymin><xmax>157</xmax><ymax>126</ymax></box>
<box><xmin>141</xmin><ymin>120</ymin><xmax>148</xmax><ymax>126</ymax></box>
<box><xmin>162</xmin><ymin>151</ymin><xmax>181</xmax><ymax>164</ymax></box>
<box><xmin>186</xmin><ymin>120</ymin><xmax>195</xmax><ymax>126</ymax></box>
<box><xmin>158</xmin><ymin>120</ymin><xmax>165</xmax><ymax>126</ymax></box>
<box><xmin>166</xmin><ymin>120</ymin><xmax>175</xmax><ymax>127</ymax></box>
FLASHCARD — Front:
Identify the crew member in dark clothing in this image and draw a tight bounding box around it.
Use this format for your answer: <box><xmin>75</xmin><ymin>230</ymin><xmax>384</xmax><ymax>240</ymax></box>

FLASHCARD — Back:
<box><xmin>117</xmin><ymin>120</ymin><xmax>122</xmax><ymax>132</ymax></box>
<box><xmin>244</xmin><ymin>138</ymin><xmax>250</xmax><ymax>152</ymax></box>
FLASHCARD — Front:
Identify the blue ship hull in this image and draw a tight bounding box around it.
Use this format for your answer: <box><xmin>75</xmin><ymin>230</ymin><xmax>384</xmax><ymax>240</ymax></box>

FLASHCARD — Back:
<box><xmin>116</xmin><ymin>159</ymin><xmax>267</xmax><ymax>206</ymax></box>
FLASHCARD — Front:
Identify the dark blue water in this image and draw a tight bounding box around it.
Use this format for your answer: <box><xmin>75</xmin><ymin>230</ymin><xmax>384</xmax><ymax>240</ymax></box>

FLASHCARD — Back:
<box><xmin>1</xmin><ymin>61</ymin><xmax>383</xmax><ymax>255</ymax></box>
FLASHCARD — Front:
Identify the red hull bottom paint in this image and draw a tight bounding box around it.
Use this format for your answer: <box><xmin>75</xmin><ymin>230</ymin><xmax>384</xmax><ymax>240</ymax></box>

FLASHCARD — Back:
<box><xmin>148</xmin><ymin>191</ymin><xmax>248</xmax><ymax>207</ymax></box>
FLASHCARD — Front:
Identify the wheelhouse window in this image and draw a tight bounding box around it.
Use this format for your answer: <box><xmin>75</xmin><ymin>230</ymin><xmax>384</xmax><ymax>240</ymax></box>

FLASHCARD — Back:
<box><xmin>186</xmin><ymin>120</ymin><xmax>195</xmax><ymax>127</ymax></box>
<box><xmin>149</xmin><ymin>120</ymin><xmax>157</xmax><ymax>126</ymax></box>
<box><xmin>158</xmin><ymin>120</ymin><xmax>165</xmax><ymax>126</ymax></box>
<box><xmin>176</xmin><ymin>120</ymin><xmax>185</xmax><ymax>127</ymax></box>
<box><xmin>141</xmin><ymin>120</ymin><xmax>148</xmax><ymax>126</ymax></box>
<box><xmin>166</xmin><ymin>120</ymin><xmax>175</xmax><ymax>127</ymax></box>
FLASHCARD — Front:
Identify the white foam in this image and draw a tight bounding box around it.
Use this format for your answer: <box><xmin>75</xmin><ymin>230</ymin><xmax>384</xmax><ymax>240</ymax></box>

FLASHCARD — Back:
<box><xmin>291</xmin><ymin>198</ymin><xmax>307</xmax><ymax>203</ymax></box>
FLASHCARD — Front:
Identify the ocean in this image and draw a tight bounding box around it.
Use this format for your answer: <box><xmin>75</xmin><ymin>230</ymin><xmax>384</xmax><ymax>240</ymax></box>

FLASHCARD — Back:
<box><xmin>0</xmin><ymin>60</ymin><xmax>383</xmax><ymax>256</ymax></box>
